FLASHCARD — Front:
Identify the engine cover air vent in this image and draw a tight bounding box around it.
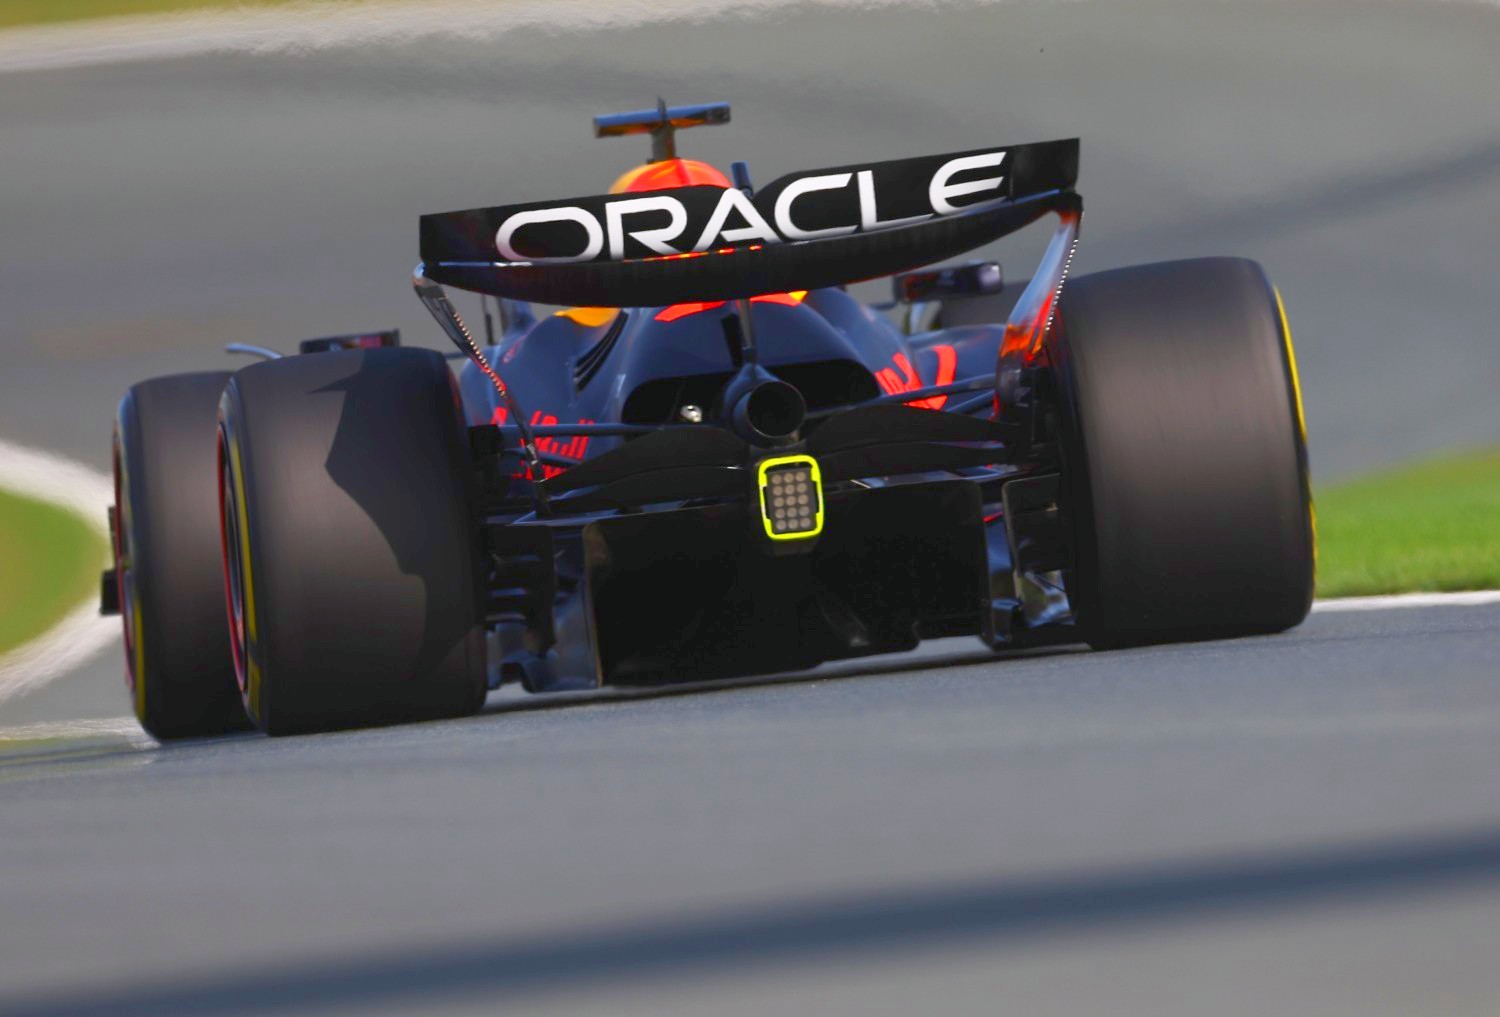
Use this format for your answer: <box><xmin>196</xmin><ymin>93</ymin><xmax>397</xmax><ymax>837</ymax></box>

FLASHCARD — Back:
<box><xmin>573</xmin><ymin>312</ymin><xmax>629</xmax><ymax>391</ymax></box>
<box><xmin>622</xmin><ymin>360</ymin><xmax>880</xmax><ymax>426</ymax></box>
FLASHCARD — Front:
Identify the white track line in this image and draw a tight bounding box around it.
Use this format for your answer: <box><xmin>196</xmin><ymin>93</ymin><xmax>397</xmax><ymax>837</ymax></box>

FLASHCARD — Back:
<box><xmin>0</xmin><ymin>440</ymin><xmax>118</xmax><ymax>707</ymax></box>
<box><xmin>0</xmin><ymin>0</ymin><xmax>1015</xmax><ymax>75</ymax></box>
<box><xmin>0</xmin><ymin>715</ymin><xmax>151</xmax><ymax>747</ymax></box>
<box><xmin>1312</xmin><ymin>589</ymin><xmax>1500</xmax><ymax>612</ymax></box>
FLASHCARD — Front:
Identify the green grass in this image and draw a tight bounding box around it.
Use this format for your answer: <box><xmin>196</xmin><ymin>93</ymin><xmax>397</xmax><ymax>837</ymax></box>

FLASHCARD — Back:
<box><xmin>1315</xmin><ymin>447</ymin><xmax>1500</xmax><ymax>598</ymax></box>
<box><xmin>0</xmin><ymin>0</ymin><xmax>304</xmax><ymax>30</ymax></box>
<box><xmin>0</xmin><ymin>488</ymin><xmax>107</xmax><ymax>657</ymax></box>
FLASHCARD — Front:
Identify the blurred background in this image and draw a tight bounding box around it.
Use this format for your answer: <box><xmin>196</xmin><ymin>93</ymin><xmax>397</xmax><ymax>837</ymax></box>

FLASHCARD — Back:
<box><xmin>1</xmin><ymin>1</ymin><xmax>1498</xmax><ymax>1014</ymax></box>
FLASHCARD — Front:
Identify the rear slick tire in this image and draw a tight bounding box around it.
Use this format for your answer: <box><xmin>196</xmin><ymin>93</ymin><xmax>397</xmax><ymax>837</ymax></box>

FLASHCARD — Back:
<box><xmin>218</xmin><ymin>347</ymin><xmax>487</xmax><ymax>735</ymax></box>
<box><xmin>113</xmin><ymin>371</ymin><xmax>249</xmax><ymax>740</ymax></box>
<box><xmin>1049</xmin><ymin>257</ymin><xmax>1315</xmax><ymax>648</ymax></box>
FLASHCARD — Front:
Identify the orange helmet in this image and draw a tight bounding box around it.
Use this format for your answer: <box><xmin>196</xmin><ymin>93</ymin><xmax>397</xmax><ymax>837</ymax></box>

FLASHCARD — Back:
<box><xmin>609</xmin><ymin>158</ymin><xmax>731</xmax><ymax>195</ymax></box>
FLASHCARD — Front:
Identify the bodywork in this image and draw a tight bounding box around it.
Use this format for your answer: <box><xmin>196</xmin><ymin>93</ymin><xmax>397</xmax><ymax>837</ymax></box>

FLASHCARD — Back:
<box><xmin>413</xmin><ymin>107</ymin><xmax>1085</xmax><ymax>692</ymax></box>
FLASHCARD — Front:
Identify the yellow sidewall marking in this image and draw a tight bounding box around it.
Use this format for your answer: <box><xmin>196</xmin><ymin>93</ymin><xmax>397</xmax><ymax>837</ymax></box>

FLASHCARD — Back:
<box><xmin>118</xmin><ymin>453</ymin><xmax>148</xmax><ymax>719</ymax></box>
<box><xmin>226</xmin><ymin>433</ymin><xmax>262</xmax><ymax>715</ymax></box>
<box><xmin>1274</xmin><ymin>286</ymin><xmax>1317</xmax><ymax>574</ymax></box>
<box><xmin>131</xmin><ymin>592</ymin><xmax>146</xmax><ymax>717</ymax></box>
<box><xmin>1274</xmin><ymin>288</ymin><xmax>1308</xmax><ymax>445</ymax></box>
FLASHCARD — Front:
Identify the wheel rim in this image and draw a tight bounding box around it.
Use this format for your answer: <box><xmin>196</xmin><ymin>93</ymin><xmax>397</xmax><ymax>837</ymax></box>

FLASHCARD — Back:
<box><xmin>111</xmin><ymin>436</ymin><xmax>139</xmax><ymax>696</ymax></box>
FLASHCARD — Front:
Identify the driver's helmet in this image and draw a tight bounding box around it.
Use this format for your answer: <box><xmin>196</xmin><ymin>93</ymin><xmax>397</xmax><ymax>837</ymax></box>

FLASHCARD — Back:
<box><xmin>609</xmin><ymin>158</ymin><xmax>731</xmax><ymax>194</ymax></box>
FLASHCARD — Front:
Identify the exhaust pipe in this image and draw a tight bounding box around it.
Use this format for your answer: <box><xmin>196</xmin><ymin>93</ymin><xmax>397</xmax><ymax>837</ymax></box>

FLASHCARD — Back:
<box><xmin>720</xmin><ymin>365</ymin><xmax>806</xmax><ymax>445</ymax></box>
<box><xmin>735</xmin><ymin>379</ymin><xmax>806</xmax><ymax>442</ymax></box>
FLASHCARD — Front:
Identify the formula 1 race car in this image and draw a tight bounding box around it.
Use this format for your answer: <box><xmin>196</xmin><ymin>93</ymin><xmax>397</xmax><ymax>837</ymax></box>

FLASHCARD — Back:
<box><xmin>103</xmin><ymin>101</ymin><xmax>1314</xmax><ymax>738</ymax></box>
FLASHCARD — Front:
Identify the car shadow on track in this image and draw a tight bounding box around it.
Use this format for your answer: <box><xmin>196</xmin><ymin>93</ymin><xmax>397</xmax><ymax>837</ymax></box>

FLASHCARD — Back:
<box><xmin>5</xmin><ymin>825</ymin><xmax>1500</xmax><ymax>1017</ymax></box>
<box><xmin>0</xmin><ymin>642</ymin><xmax>1087</xmax><ymax>768</ymax></box>
<box><xmin>480</xmin><ymin>639</ymin><xmax>1090</xmax><ymax>719</ymax></box>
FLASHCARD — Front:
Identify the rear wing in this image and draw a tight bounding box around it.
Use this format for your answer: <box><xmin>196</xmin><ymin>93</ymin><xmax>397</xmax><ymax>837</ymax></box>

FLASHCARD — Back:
<box><xmin>414</xmin><ymin>138</ymin><xmax>1082</xmax><ymax>497</ymax></box>
<box><xmin>418</xmin><ymin>138</ymin><xmax>1079</xmax><ymax>307</ymax></box>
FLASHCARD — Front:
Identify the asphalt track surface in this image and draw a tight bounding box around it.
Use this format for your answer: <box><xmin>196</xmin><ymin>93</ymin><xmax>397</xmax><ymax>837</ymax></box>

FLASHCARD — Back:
<box><xmin>3</xmin><ymin>604</ymin><xmax>1500</xmax><ymax>1016</ymax></box>
<box><xmin>1</xmin><ymin>0</ymin><xmax>1499</xmax><ymax>1013</ymax></box>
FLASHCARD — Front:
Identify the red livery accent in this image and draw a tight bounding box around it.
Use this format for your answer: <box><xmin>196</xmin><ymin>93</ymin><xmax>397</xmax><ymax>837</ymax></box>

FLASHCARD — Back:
<box><xmin>655</xmin><ymin>301</ymin><xmax>721</xmax><ymax>323</ymax></box>
<box><xmin>530</xmin><ymin>412</ymin><xmax>594</xmax><ymax>477</ymax></box>
<box><xmin>654</xmin><ymin>290</ymin><xmax>808</xmax><ymax>323</ymax></box>
<box><xmin>491</xmin><ymin>405</ymin><xmax>592</xmax><ymax>477</ymax></box>
<box><xmin>874</xmin><ymin>344</ymin><xmax>956</xmax><ymax>409</ymax></box>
